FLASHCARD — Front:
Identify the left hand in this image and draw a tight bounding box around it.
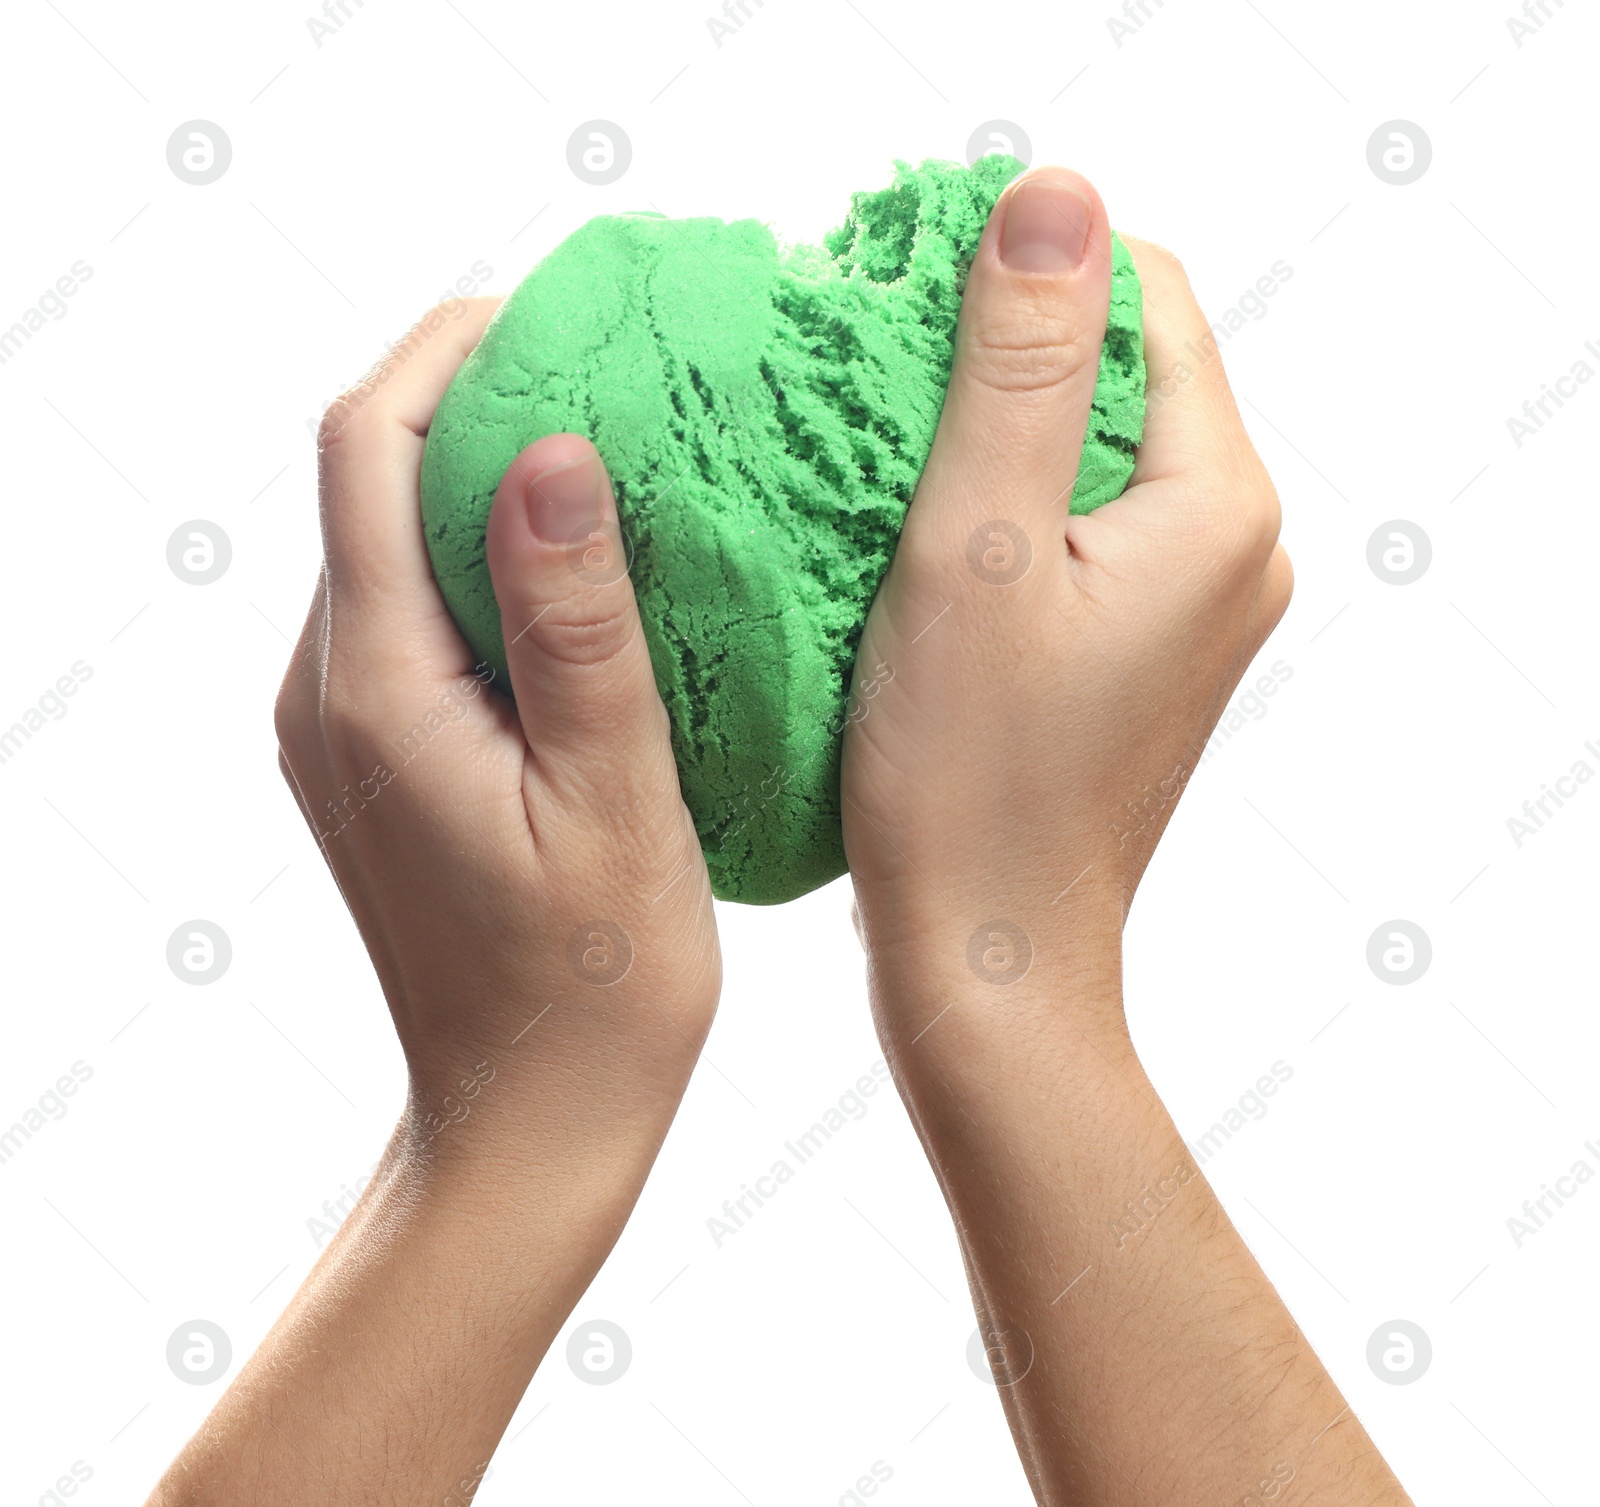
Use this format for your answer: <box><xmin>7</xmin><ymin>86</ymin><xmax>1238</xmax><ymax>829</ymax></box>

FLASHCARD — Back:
<box><xmin>149</xmin><ymin>295</ymin><xmax>721</xmax><ymax>1505</ymax></box>
<box><xmin>275</xmin><ymin>296</ymin><xmax>721</xmax><ymax>1163</ymax></box>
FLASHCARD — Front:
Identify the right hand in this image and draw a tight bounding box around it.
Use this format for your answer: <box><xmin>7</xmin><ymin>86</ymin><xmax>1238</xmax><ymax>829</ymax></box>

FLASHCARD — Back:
<box><xmin>841</xmin><ymin>166</ymin><xmax>1291</xmax><ymax>980</ymax></box>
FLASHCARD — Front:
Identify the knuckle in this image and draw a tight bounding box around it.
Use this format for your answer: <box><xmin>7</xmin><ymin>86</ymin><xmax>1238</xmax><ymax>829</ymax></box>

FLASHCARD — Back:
<box><xmin>276</xmin><ymin>748</ymin><xmax>312</xmax><ymax>826</ymax></box>
<box><xmin>272</xmin><ymin>678</ymin><xmax>306</xmax><ymax>762</ymax></box>
<box><xmin>316</xmin><ymin>393</ymin><xmax>361</xmax><ymax>453</ymax></box>
<box><xmin>1208</xmin><ymin>438</ymin><xmax>1282</xmax><ymax>562</ymax></box>
<box><xmin>317</xmin><ymin>379</ymin><xmax>386</xmax><ymax>455</ymax></box>
<box><xmin>528</xmin><ymin>589</ymin><xmax>640</xmax><ymax>669</ymax></box>
<box><xmin>1212</xmin><ymin>502</ymin><xmax>1278</xmax><ymax>576</ymax></box>
<box><xmin>1245</xmin><ymin>476</ymin><xmax>1283</xmax><ymax>549</ymax></box>
<box><xmin>1263</xmin><ymin>547</ymin><xmax>1295</xmax><ymax>621</ymax></box>
<box><xmin>888</xmin><ymin>515</ymin><xmax>953</xmax><ymax>582</ymax></box>
<box><xmin>318</xmin><ymin>370</ymin><xmax>387</xmax><ymax>454</ymax></box>
<box><xmin>274</xmin><ymin>587</ymin><xmax>328</xmax><ymax>763</ymax></box>
<box><xmin>1231</xmin><ymin>451</ymin><xmax>1282</xmax><ymax>544</ymax></box>
<box><xmin>1145</xmin><ymin>478</ymin><xmax>1214</xmax><ymax>549</ymax></box>
<box><xmin>315</xmin><ymin>684</ymin><xmax>374</xmax><ymax>756</ymax></box>
<box><xmin>385</xmin><ymin>304</ymin><xmax>454</xmax><ymax>370</ymax></box>
<box><xmin>1149</xmin><ymin>475</ymin><xmax>1280</xmax><ymax>584</ymax></box>
<box><xmin>273</xmin><ymin>647</ymin><xmax>322</xmax><ymax>760</ymax></box>
<box><xmin>1123</xmin><ymin>234</ymin><xmax>1189</xmax><ymax>288</ymax></box>
<box><xmin>314</xmin><ymin>700</ymin><xmax>385</xmax><ymax>787</ymax></box>
<box><xmin>317</xmin><ymin>299</ymin><xmax>469</xmax><ymax>454</ymax></box>
<box><xmin>963</xmin><ymin>309</ymin><xmax>1101</xmax><ymax>395</ymax></box>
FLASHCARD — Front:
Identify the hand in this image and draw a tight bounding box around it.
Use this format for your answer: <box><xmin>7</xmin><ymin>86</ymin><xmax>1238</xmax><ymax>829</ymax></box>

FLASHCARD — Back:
<box><xmin>276</xmin><ymin>300</ymin><xmax>720</xmax><ymax>1153</ymax></box>
<box><xmin>151</xmin><ymin>297</ymin><xmax>719</xmax><ymax>1504</ymax></box>
<box><xmin>842</xmin><ymin>166</ymin><xmax>1291</xmax><ymax>976</ymax></box>
<box><xmin>839</xmin><ymin>169</ymin><xmax>1408</xmax><ymax>1506</ymax></box>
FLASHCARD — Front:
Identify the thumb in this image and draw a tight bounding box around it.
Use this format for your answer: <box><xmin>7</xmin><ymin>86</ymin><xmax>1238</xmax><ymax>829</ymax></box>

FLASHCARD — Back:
<box><xmin>484</xmin><ymin>433</ymin><xmax>671</xmax><ymax>785</ymax></box>
<box><xmin>907</xmin><ymin>167</ymin><xmax>1113</xmax><ymax>559</ymax></box>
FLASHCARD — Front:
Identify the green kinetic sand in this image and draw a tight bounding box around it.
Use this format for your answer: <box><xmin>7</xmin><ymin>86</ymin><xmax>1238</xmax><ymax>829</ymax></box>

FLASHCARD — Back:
<box><xmin>420</xmin><ymin>155</ymin><xmax>1145</xmax><ymax>904</ymax></box>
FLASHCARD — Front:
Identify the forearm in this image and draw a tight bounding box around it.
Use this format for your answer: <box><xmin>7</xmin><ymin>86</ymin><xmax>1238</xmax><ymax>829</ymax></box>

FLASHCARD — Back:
<box><xmin>147</xmin><ymin>1098</ymin><xmax>668</xmax><ymax>1506</ymax></box>
<box><xmin>869</xmin><ymin>934</ymin><xmax>1410</xmax><ymax>1507</ymax></box>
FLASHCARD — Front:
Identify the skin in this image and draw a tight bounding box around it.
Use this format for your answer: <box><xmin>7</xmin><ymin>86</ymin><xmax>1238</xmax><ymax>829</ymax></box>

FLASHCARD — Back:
<box><xmin>148</xmin><ymin>299</ymin><xmax>719</xmax><ymax>1504</ymax></box>
<box><xmin>841</xmin><ymin>168</ymin><xmax>1411</xmax><ymax>1502</ymax></box>
<box><xmin>147</xmin><ymin>169</ymin><xmax>1412</xmax><ymax>1505</ymax></box>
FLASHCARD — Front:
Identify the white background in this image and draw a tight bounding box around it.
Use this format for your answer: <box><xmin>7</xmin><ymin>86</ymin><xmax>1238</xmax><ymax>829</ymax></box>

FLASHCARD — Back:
<box><xmin>1</xmin><ymin>0</ymin><xmax>1595</xmax><ymax>1502</ymax></box>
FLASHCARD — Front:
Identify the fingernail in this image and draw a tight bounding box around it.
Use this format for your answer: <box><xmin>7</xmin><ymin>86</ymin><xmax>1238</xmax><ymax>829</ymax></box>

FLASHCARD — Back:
<box><xmin>524</xmin><ymin>453</ymin><xmax>601</xmax><ymax>546</ymax></box>
<box><xmin>999</xmin><ymin>172</ymin><xmax>1092</xmax><ymax>274</ymax></box>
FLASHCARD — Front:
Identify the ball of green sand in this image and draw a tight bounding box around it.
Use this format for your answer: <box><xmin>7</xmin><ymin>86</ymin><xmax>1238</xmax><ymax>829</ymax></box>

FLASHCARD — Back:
<box><xmin>420</xmin><ymin>155</ymin><xmax>1145</xmax><ymax>904</ymax></box>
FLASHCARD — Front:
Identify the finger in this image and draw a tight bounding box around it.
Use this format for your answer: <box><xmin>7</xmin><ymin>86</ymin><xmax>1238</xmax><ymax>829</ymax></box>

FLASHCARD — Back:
<box><xmin>317</xmin><ymin>296</ymin><xmax>502</xmax><ymax>669</ymax></box>
<box><xmin>1251</xmin><ymin>542</ymin><xmax>1295</xmax><ymax>636</ymax></box>
<box><xmin>1071</xmin><ymin>237</ymin><xmax>1281</xmax><ymax>566</ymax></box>
<box><xmin>272</xmin><ymin>566</ymin><xmax>328</xmax><ymax>771</ymax></box>
<box><xmin>1115</xmin><ymin>237</ymin><xmax>1268</xmax><ymax>492</ymax></box>
<box><xmin>484</xmin><ymin>433</ymin><xmax>674</xmax><ymax>794</ymax></box>
<box><xmin>904</xmin><ymin>167</ymin><xmax>1112</xmax><ymax>562</ymax></box>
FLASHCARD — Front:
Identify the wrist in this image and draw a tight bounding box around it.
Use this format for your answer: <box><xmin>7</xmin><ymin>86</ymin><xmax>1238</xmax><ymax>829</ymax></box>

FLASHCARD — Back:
<box><xmin>850</xmin><ymin>878</ymin><xmax>1146</xmax><ymax>1136</ymax></box>
<box><xmin>395</xmin><ymin>1043</ymin><xmax>686</xmax><ymax>1253</ymax></box>
<box><xmin>396</xmin><ymin>988</ymin><xmax>713</xmax><ymax>1171</ymax></box>
<box><xmin>856</xmin><ymin>883</ymin><xmax>1126</xmax><ymax>1023</ymax></box>
<box><xmin>380</xmin><ymin>1104</ymin><xmax>653</xmax><ymax>1291</ymax></box>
